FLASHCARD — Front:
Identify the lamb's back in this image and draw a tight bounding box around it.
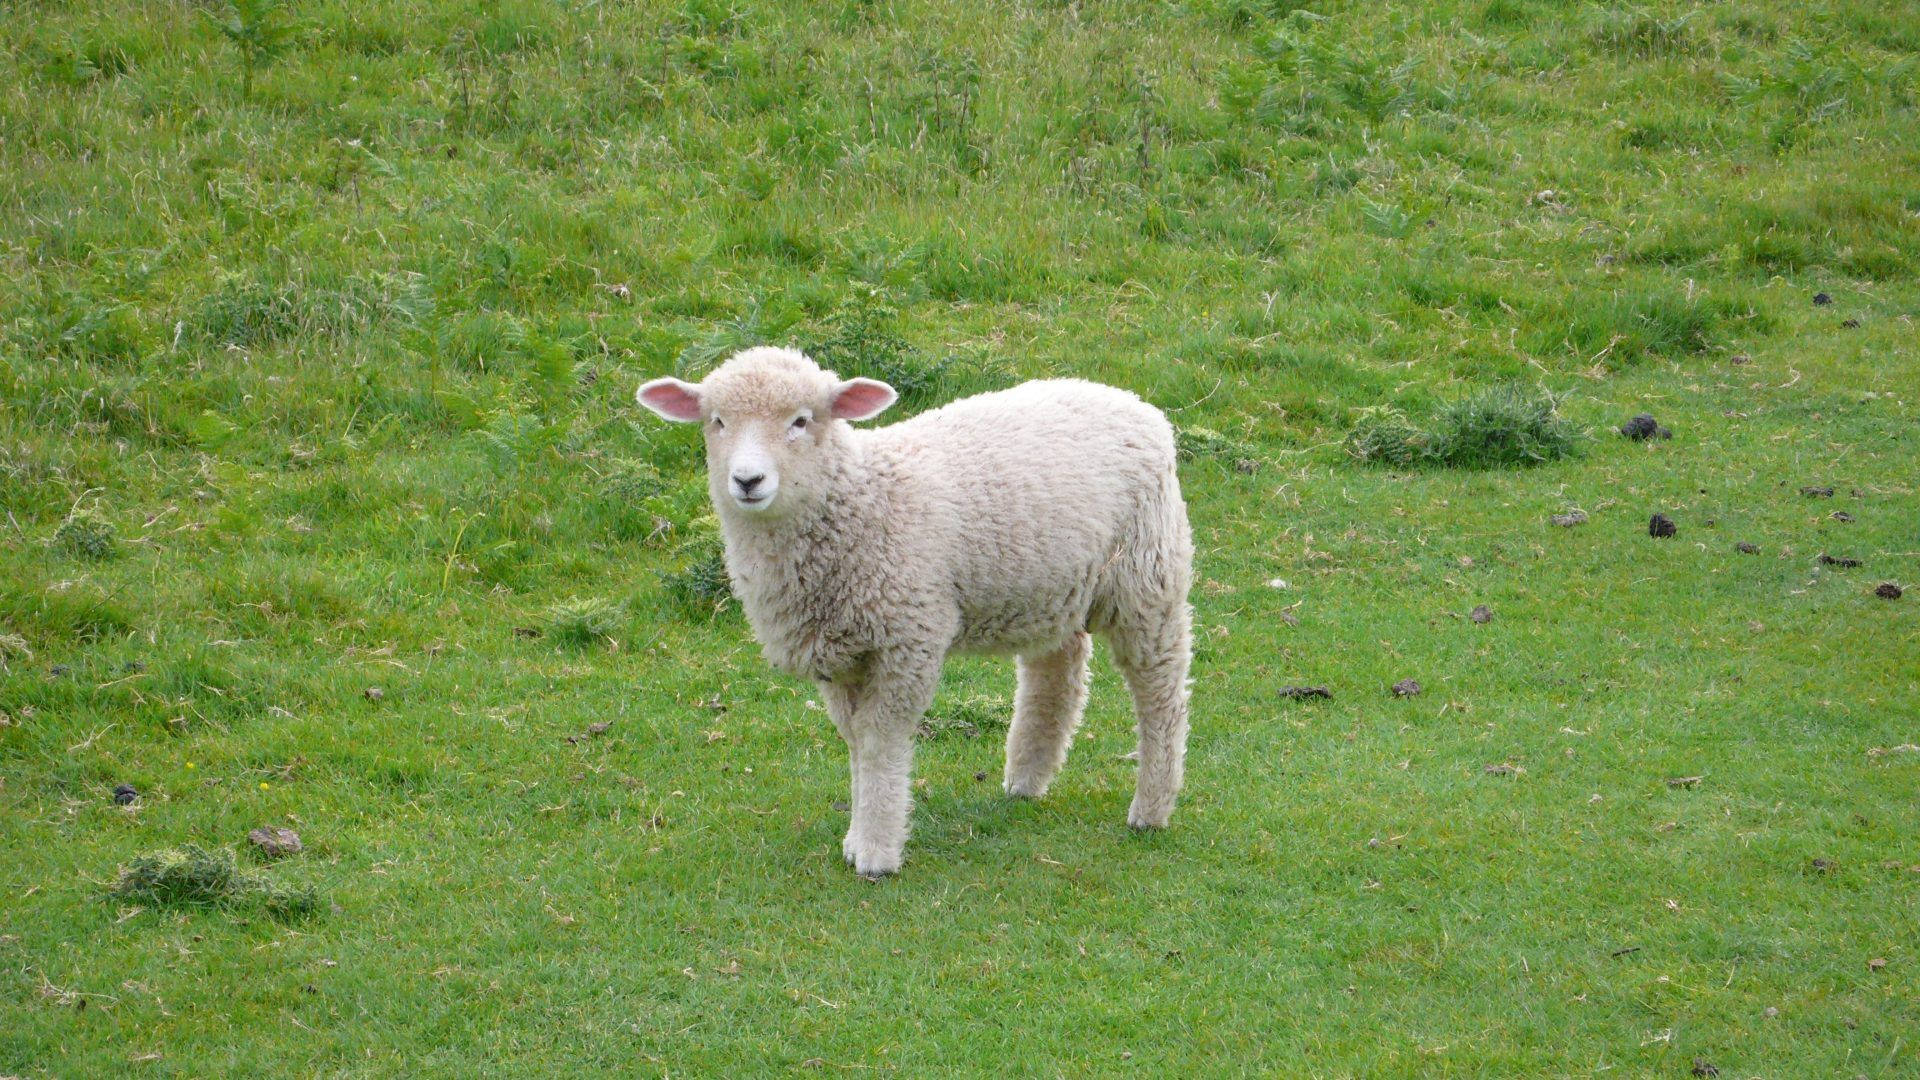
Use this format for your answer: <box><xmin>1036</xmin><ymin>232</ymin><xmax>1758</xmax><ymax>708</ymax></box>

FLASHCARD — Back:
<box><xmin>859</xmin><ymin>380</ymin><xmax>1178</xmax><ymax>649</ymax></box>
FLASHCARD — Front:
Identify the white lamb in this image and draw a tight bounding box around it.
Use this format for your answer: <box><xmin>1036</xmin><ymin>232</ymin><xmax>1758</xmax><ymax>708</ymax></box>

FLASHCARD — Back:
<box><xmin>638</xmin><ymin>347</ymin><xmax>1193</xmax><ymax>876</ymax></box>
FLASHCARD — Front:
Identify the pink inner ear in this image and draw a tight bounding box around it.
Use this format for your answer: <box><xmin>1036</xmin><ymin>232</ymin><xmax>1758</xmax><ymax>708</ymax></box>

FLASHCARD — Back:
<box><xmin>831</xmin><ymin>379</ymin><xmax>896</xmax><ymax>421</ymax></box>
<box><xmin>638</xmin><ymin>379</ymin><xmax>702</xmax><ymax>422</ymax></box>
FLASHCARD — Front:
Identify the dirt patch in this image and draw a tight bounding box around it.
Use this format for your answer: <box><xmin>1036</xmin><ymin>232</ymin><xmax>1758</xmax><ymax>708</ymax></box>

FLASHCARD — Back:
<box><xmin>1875</xmin><ymin>583</ymin><xmax>1902</xmax><ymax>599</ymax></box>
<box><xmin>1649</xmin><ymin>513</ymin><xmax>1677</xmax><ymax>538</ymax></box>
<box><xmin>1736</xmin><ymin>541</ymin><xmax>1758</xmax><ymax>554</ymax></box>
<box><xmin>1550</xmin><ymin>510</ymin><xmax>1587</xmax><ymax>527</ymax></box>
<box><xmin>1391</xmin><ymin>678</ymin><xmax>1422</xmax><ymax>697</ymax></box>
<box><xmin>1819</xmin><ymin>553</ymin><xmax>1862</xmax><ymax>568</ymax></box>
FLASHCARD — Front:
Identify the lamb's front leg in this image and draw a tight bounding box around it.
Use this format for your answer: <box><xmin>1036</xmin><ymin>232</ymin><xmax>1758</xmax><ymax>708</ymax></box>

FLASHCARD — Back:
<box><xmin>844</xmin><ymin>657</ymin><xmax>939</xmax><ymax>878</ymax></box>
<box><xmin>819</xmin><ymin>681</ymin><xmax>865</xmax><ymax>867</ymax></box>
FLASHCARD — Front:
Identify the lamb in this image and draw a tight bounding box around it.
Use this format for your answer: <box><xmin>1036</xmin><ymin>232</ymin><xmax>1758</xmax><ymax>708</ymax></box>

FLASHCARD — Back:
<box><xmin>637</xmin><ymin>347</ymin><xmax>1193</xmax><ymax>876</ymax></box>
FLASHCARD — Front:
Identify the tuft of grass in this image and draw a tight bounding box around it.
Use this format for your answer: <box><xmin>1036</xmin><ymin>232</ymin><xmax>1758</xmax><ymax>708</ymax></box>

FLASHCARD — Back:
<box><xmin>111</xmin><ymin>845</ymin><xmax>317</xmax><ymax>916</ymax></box>
<box><xmin>1589</xmin><ymin>9</ymin><xmax>1696</xmax><ymax>58</ymax></box>
<box><xmin>919</xmin><ymin>692</ymin><xmax>1011</xmax><ymax>739</ymax></box>
<box><xmin>53</xmin><ymin>507</ymin><xmax>117</xmax><ymax>560</ymax></box>
<box><xmin>1348</xmin><ymin>386</ymin><xmax>1576</xmax><ymax>468</ymax></box>
<box><xmin>0</xmin><ymin>631</ymin><xmax>31</xmax><ymax>666</ymax></box>
<box><xmin>1427</xmin><ymin>385</ymin><xmax>1578</xmax><ymax>467</ymax></box>
<box><xmin>1343</xmin><ymin>409</ymin><xmax>1432</xmax><ymax>467</ymax></box>
<box><xmin>1175</xmin><ymin>424</ymin><xmax>1258</xmax><ymax>466</ymax></box>
<box><xmin>546</xmin><ymin>596</ymin><xmax>628</xmax><ymax>647</ymax></box>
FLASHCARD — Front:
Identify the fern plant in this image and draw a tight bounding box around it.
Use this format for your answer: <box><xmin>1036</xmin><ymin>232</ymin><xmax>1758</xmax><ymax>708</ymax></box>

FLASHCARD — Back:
<box><xmin>204</xmin><ymin>0</ymin><xmax>295</xmax><ymax>99</ymax></box>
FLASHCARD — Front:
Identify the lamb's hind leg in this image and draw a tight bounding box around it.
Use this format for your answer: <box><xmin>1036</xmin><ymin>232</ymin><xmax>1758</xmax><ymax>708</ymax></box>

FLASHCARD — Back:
<box><xmin>1110</xmin><ymin>605</ymin><xmax>1191</xmax><ymax>830</ymax></box>
<box><xmin>1003</xmin><ymin>631</ymin><xmax>1093</xmax><ymax>799</ymax></box>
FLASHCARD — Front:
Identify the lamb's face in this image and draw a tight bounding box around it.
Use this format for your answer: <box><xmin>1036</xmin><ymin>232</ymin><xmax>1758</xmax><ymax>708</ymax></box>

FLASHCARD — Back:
<box><xmin>635</xmin><ymin>348</ymin><xmax>895</xmax><ymax>519</ymax></box>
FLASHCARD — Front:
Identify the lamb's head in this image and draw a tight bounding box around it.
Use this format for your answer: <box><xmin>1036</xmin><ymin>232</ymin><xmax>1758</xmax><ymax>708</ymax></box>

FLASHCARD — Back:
<box><xmin>636</xmin><ymin>347</ymin><xmax>896</xmax><ymax>518</ymax></box>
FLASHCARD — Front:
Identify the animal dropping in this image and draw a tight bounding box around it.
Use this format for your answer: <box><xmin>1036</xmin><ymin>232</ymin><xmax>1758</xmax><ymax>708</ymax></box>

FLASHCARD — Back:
<box><xmin>1279</xmin><ymin>685</ymin><xmax>1332</xmax><ymax>700</ymax></box>
<box><xmin>247</xmin><ymin>826</ymin><xmax>303</xmax><ymax>858</ymax></box>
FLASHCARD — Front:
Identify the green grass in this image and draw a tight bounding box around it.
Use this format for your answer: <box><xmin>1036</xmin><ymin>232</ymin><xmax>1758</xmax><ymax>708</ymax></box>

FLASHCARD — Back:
<box><xmin>3</xmin><ymin>0</ymin><xmax>1917</xmax><ymax>1073</ymax></box>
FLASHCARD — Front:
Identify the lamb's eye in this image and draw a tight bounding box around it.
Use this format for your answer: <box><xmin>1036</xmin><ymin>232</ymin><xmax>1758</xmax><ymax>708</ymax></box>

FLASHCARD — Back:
<box><xmin>791</xmin><ymin>416</ymin><xmax>808</xmax><ymax>431</ymax></box>
<box><xmin>711</xmin><ymin>416</ymin><xmax>725</xmax><ymax>431</ymax></box>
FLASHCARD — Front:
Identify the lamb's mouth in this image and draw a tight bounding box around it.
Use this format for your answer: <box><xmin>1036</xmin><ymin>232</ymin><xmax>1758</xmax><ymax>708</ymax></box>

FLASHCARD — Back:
<box><xmin>732</xmin><ymin>493</ymin><xmax>772</xmax><ymax>510</ymax></box>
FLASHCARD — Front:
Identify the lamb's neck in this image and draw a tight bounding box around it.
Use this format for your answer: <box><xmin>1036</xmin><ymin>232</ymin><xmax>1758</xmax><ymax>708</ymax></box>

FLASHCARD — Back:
<box><xmin>718</xmin><ymin>456</ymin><xmax>883</xmax><ymax>678</ymax></box>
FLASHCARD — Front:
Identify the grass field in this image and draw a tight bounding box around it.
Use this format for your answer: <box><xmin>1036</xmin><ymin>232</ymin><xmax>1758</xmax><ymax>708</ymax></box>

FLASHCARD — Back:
<box><xmin>3</xmin><ymin>0</ymin><xmax>1918</xmax><ymax>1073</ymax></box>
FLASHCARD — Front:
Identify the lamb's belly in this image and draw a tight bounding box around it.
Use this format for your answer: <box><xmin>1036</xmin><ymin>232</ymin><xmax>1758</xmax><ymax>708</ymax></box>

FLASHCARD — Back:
<box><xmin>952</xmin><ymin>585</ymin><xmax>1091</xmax><ymax>655</ymax></box>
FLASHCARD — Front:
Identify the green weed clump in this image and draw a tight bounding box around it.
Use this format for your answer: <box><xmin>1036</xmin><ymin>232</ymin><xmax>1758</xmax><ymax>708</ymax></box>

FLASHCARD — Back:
<box><xmin>1348</xmin><ymin>386</ymin><xmax>1576</xmax><ymax>468</ymax></box>
<box><xmin>53</xmin><ymin>507</ymin><xmax>117</xmax><ymax>560</ymax></box>
<box><xmin>804</xmin><ymin>294</ymin><xmax>956</xmax><ymax>406</ymax></box>
<box><xmin>111</xmin><ymin>845</ymin><xmax>317</xmax><ymax>916</ymax></box>
<box><xmin>661</xmin><ymin>519</ymin><xmax>732</xmax><ymax>615</ymax></box>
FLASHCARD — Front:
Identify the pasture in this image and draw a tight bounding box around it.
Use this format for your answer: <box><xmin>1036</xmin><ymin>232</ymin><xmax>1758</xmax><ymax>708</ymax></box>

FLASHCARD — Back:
<box><xmin>2</xmin><ymin>0</ymin><xmax>1916</xmax><ymax>1073</ymax></box>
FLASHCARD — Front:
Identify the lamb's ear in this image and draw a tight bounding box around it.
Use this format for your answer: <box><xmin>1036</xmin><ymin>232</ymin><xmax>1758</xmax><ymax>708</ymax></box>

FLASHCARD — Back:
<box><xmin>636</xmin><ymin>378</ymin><xmax>703</xmax><ymax>422</ymax></box>
<box><xmin>830</xmin><ymin>378</ymin><xmax>897</xmax><ymax>422</ymax></box>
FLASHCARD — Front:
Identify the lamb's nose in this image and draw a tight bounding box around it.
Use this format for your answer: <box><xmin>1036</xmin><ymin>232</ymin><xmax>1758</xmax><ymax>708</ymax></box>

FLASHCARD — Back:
<box><xmin>733</xmin><ymin>473</ymin><xmax>764</xmax><ymax>495</ymax></box>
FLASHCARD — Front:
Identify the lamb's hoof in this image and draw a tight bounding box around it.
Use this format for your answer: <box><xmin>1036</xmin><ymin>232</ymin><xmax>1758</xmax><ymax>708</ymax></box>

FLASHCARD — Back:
<box><xmin>1003</xmin><ymin>776</ymin><xmax>1049</xmax><ymax>799</ymax></box>
<box><xmin>843</xmin><ymin>833</ymin><xmax>902</xmax><ymax>877</ymax></box>
<box><xmin>1127</xmin><ymin>802</ymin><xmax>1174</xmax><ymax>830</ymax></box>
<box><xmin>850</xmin><ymin>850</ymin><xmax>901</xmax><ymax>878</ymax></box>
